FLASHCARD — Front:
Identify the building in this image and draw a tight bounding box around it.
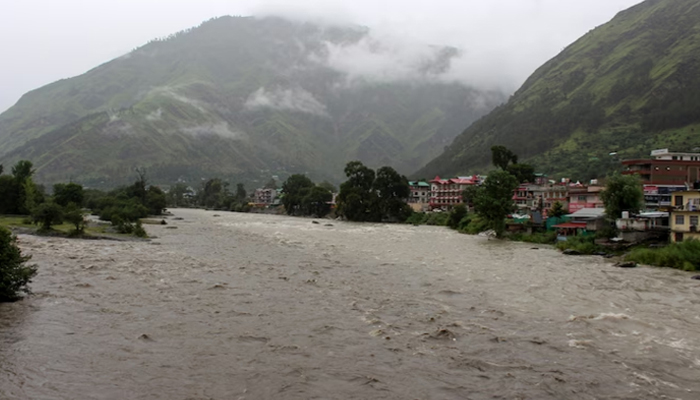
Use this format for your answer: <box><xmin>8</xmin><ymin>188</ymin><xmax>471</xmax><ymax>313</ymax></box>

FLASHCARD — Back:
<box><xmin>513</xmin><ymin>183</ymin><xmax>547</xmax><ymax>211</ymax></box>
<box><xmin>408</xmin><ymin>181</ymin><xmax>431</xmax><ymax>212</ymax></box>
<box><xmin>623</xmin><ymin>149</ymin><xmax>700</xmax><ymax>209</ymax></box>
<box><xmin>542</xmin><ymin>185</ymin><xmax>569</xmax><ymax>210</ymax></box>
<box><xmin>254</xmin><ymin>188</ymin><xmax>277</xmax><ymax>205</ymax></box>
<box><xmin>429</xmin><ymin>176</ymin><xmax>480</xmax><ymax>210</ymax></box>
<box><xmin>567</xmin><ymin>184</ymin><xmax>604</xmax><ymax>213</ymax></box>
<box><xmin>670</xmin><ymin>190</ymin><xmax>700</xmax><ymax>243</ymax></box>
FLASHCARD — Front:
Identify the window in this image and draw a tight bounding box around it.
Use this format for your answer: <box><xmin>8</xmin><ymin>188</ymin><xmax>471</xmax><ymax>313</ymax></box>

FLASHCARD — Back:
<box><xmin>691</xmin><ymin>216</ymin><xmax>699</xmax><ymax>227</ymax></box>
<box><xmin>676</xmin><ymin>215</ymin><xmax>685</xmax><ymax>225</ymax></box>
<box><xmin>578</xmin><ymin>195</ymin><xmax>587</xmax><ymax>201</ymax></box>
<box><xmin>675</xmin><ymin>196</ymin><xmax>684</xmax><ymax>206</ymax></box>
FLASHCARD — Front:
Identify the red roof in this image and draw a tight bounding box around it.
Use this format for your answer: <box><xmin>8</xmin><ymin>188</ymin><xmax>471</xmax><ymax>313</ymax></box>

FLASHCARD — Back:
<box><xmin>552</xmin><ymin>222</ymin><xmax>587</xmax><ymax>229</ymax></box>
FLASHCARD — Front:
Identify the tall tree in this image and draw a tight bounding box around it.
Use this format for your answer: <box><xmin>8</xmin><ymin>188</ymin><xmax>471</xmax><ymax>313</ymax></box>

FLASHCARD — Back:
<box><xmin>491</xmin><ymin>146</ymin><xmax>518</xmax><ymax>171</ymax></box>
<box><xmin>373</xmin><ymin>166</ymin><xmax>411</xmax><ymax>221</ymax></box>
<box><xmin>600</xmin><ymin>174</ymin><xmax>643</xmax><ymax>219</ymax></box>
<box><xmin>0</xmin><ymin>227</ymin><xmax>37</xmax><ymax>302</ymax></box>
<box><xmin>53</xmin><ymin>182</ymin><xmax>85</xmax><ymax>207</ymax></box>
<box><xmin>11</xmin><ymin>160</ymin><xmax>36</xmax><ymax>214</ymax></box>
<box><xmin>302</xmin><ymin>186</ymin><xmax>333</xmax><ymax>217</ymax></box>
<box><xmin>337</xmin><ymin>161</ymin><xmax>379</xmax><ymax>222</ymax></box>
<box><xmin>472</xmin><ymin>170</ymin><xmax>519</xmax><ymax>236</ymax></box>
<box><xmin>281</xmin><ymin>174</ymin><xmax>315</xmax><ymax>216</ymax></box>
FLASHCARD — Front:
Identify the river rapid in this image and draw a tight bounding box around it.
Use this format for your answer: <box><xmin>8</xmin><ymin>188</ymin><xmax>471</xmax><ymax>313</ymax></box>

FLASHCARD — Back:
<box><xmin>1</xmin><ymin>208</ymin><xmax>699</xmax><ymax>399</ymax></box>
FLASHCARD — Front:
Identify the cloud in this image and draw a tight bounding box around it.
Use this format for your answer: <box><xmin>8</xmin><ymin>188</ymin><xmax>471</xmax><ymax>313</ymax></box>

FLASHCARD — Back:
<box><xmin>244</xmin><ymin>86</ymin><xmax>329</xmax><ymax>117</ymax></box>
<box><xmin>310</xmin><ymin>34</ymin><xmax>461</xmax><ymax>85</ymax></box>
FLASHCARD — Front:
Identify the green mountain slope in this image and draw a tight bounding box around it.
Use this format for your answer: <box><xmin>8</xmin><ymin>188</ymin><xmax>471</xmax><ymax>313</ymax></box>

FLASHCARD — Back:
<box><xmin>418</xmin><ymin>0</ymin><xmax>700</xmax><ymax>181</ymax></box>
<box><xmin>0</xmin><ymin>16</ymin><xmax>504</xmax><ymax>187</ymax></box>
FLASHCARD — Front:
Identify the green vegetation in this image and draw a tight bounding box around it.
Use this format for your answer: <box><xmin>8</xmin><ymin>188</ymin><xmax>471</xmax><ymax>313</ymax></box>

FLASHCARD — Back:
<box><xmin>0</xmin><ymin>226</ymin><xmax>37</xmax><ymax>302</ymax></box>
<box><xmin>470</xmin><ymin>170</ymin><xmax>519</xmax><ymax>237</ymax></box>
<box><xmin>555</xmin><ymin>236</ymin><xmax>603</xmax><ymax>255</ymax></box>
<box><xmin>600</xmin><ymin>174</ymin><xmax>644</xmax><ymax>219</ymax></box>
<box><xmin>336</xmin><ymin>161</ymin><xmax>412</xmax><ymax>222</ymax></box>
<box><xmin>418</xmin><ymin>0</ymin><xmax>700</xmax><ymax>181</ymax></box>
<box><xmin>625</xmin><ymin>240</ymin><xmax>700</xmax><ymax>271</ymax></box>
<box><xmin>281</xmin><ymin>174</ymin><xmax>333</xmax><ymax>218</ymax></box>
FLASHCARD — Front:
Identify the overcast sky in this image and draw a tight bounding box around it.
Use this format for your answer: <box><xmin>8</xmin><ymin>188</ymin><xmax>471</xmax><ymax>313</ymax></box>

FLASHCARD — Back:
<box><xmin>0</xmin><ymin>0</ymin><xmax>643</xmax><ymax>113</ymax></box>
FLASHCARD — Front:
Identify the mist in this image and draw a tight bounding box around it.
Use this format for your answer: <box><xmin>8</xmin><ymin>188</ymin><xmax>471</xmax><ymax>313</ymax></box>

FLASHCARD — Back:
<box><xmin>0</xmin><ymin>0</ymin><xmax>643</xmax><ymax>113</ymax></box>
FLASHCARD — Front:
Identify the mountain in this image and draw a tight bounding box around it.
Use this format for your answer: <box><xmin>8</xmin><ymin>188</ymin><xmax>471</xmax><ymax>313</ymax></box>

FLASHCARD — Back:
<box><xmin>0</xmin><ymin>16</ymin><xmax>504</xmax><ymax>188</ymax></box>
<box><xmin>418</xmin><ymin>0</ymin><xmax>700</xmax><ymax>181</ymax></box>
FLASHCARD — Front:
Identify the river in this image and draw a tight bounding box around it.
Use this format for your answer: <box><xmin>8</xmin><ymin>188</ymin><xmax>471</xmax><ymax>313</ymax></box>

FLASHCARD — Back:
<box><xmin>1</xmin><ymin>208</ymin><xmax>699</xmax><ymax>399</ymax></box>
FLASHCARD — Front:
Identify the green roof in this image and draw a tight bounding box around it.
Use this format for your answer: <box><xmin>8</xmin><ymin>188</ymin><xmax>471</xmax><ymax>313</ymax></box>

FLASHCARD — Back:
<box><xmin>409</xmin><ymin>181</ymin><xmax>430</xmax><ymax>187</ymax></box>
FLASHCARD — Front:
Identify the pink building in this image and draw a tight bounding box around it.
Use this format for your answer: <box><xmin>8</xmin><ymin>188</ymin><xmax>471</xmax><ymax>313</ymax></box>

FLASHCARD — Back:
<box><xmin>429</xmin><ymin>176</ymin><xmax>480</xmax><ymax>210</ymax></box>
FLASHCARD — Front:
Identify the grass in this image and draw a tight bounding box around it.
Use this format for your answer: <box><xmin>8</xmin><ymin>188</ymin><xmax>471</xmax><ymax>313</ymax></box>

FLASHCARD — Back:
<box><xmin>625</xmin><ymin>240</ymin><xmax>700</xmax><ymax>271</ymax></box>
<box><xmin>0</xmin><ymin>215</ymin><xmax>144</xmax><ymax>240</ymax></box>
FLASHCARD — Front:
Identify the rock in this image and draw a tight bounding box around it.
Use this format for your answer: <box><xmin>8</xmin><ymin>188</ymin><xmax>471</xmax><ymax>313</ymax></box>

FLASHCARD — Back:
<box><xmin>312</xmin><ymin>221</ymin><xmax>320</xmax><ymax>224</ymax></box>
<box><xmin>325</xmin><ymin>224</ymin><xmax>334</xmax><ymax>227</ymax></box>
<box><xmin>691</xmin><ymin>275</ymin><xmax>700</xmax><ymax>280</ymax></box>
<box><xmin>563</xmin><ymin>249</ymin><xmax>581</xmax><ymax>256</ymax></box>
<box><xmin>614</xmin><ymin>261</ymin><xmax>638</xmax><ymax>268</ymax></box>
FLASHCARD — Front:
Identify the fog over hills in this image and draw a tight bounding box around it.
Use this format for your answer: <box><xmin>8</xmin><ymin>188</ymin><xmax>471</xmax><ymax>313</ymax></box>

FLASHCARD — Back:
<box><xmin>0</xmin><ymin>16</ymin><xmax>505</xmax><ymax>187</ymax></box>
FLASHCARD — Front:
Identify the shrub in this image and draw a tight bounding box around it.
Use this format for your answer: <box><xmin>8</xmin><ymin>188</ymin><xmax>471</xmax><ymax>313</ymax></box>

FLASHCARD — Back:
<box><xmin>556</xmin><ymin>235</ymin><xmax>601</xmax><ymax>255</ymax></box>
<box><xmin>0</xmin><ymin>227</ymin><xmax>38</xmax><ymax>302</ymax></box>
<box><xmin>447</xmin><ymin>205</ymin><xmax>467</xmax><ymax>229</ymax></box>
<box><xmin>625</xmin><ymin>240</ymin><xmax>700</xmax><ymax>271</ymax></box>
<box><xmin>31</xmin><ymin>202</ymin><xmax>63</xmax><ymax>231</ymax></box>
<box><xmin>460</xmin><ymin>214</ymin><xmax>490</xmax><ymax>235</ymax></box>
<box><xmin>509</xmin><ymin>231</ymin><xmax>557</xmax><ymax>244</ymax></box>
<box><xmin>63</xmin><ymin>203</ymin><xmax>87</xmax><ymax>235</ymax></box>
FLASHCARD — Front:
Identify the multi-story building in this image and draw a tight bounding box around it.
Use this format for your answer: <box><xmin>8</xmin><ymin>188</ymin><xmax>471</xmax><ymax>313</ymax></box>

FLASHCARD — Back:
<box><xmin>254</xmin><ymin>188</ymin><xmax>277</xmax><ymax>205</ymax></box>
<box><xmin>623</xmin><ymin>149</ymin><xmax>700</xmax><ymax>209</ymax></box>
<box><xmin>670</xmin><ymin>190</ymin><xmax>700</xmax><ymax>243</ymax></box>
<box><xmin>513</xmin><ymin>183</ymin><xmax>547</xmax><ymax>211</ymax></box>
<box><xmin>542</xmin><ymin>185</ymin><xmax>569</xmax><ymax>210</ymax></box>
<box><xmin>408</xmin><ymin>181</ymin><xmax>431</xmax><ymax>212</ymax></box>
<box><xmin>567</xmin><ymin>184</ymin><xmax>604</xmax><ymax>213</ymax></box>
<box><xmin>429</xmin><ymin>176</ymin><xmax>480</xmax><ymax>210</ymax></box>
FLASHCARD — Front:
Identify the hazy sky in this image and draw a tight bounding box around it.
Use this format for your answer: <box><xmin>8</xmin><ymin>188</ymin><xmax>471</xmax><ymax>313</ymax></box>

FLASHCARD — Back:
<box><xmin>0</xmin><ymin>0</ymin><xmax>643</xmax><ymax>113</ymax></box>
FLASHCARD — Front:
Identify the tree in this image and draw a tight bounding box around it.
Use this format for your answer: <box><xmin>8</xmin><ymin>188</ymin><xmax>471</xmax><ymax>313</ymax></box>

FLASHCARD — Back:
<box><xmin>600</xmin><ymin>174</ymin><xmax>643</xmax><ymax>219</ymax></box>
<box><xmin>53</xmin><ymin>183</ymin><xmax>84</xmax><ymax>207</ymax></box>
<box><xmin>448</xmin><ymin>204</ymin><xmax>468</xmax><ymax>229</ymax></box>
<box><xmin>337</xmin><ymin>161</ymin><xmax>379</xmax><ymax>222</ymax></box>
<box><xmin>10</xmin><ymin>160</ymin><xmax>36</xmax><ymax>215</ymax></box>
<box><xmin>31</xmin><ymin>201</ymin><xmax>63</xmax><ymax>231</ymax></box>
<box><xmin>549</xmin><ymin>201</ymin><xmax>568</xmax><ymax>218</ymax></box>
<box><xmin>0</xmin><ymin>227</ymin><xmax>37</xmax><ymax>302</ymax></box>
<box><xmin>63</xmin><ymin>203</ymin><xmax>87</xmax><ymax>235</ymax></box>
<box><xmin>472</xmin><ymin>170</ymin><xmax>519</xmax><ymax>236</ymax></box>
<box><xmin>146</xmin><ymin>186</ymin><xmax>167</xmax><ymax>215</ymax></box>
<box><xmin>0</xmin><ymin>175</ymin><xmax>16</xmax><ymax>214</ymax></box>
<box><xmin>302</xmin><ymin>186</ymin><xmax>333</xmax><ymax>217</ymax></box>
<box><xmin>166</xmin><ymin>183</ymin><xmax>192</xmax><ymax>207</ymax></box>
<box><xmin>373</xmin><ymin>166</ymin><xmax>412</xmax><ymax>221</ymax></box>
<box><xmin>318</xmin><ymin>180</ymin><xmax>337</xmax><ymax>193</ymax></box>
<box><xmin>507</xmin><ymin>163</ymin><xmax>536</xmax><ymax>183</ymax></box>
<box><xmin>235</xmin><ymin>183</ymin><xmax>247</xmax><ymax>202</ymax></box>
<box><xmin>199</xmin><ymin>178</ymin><xmax>228</xmax><ymax>209</ymax></box>
<box><xmin>281</xmin><ymin>174</ymin><xmax>315</xmax><ymax>215</ymax></box>
<box><xmin>491</xmin><ymin>146</ymin><xmax>518</xmax><ymax>170</ymax></box>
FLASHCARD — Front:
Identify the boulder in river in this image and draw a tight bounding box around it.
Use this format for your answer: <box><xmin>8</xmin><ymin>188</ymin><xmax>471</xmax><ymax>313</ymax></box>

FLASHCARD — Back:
<box><xmin>562</xmin><ymin>249</ymin><xmax>581</xmax><ymax>256</ymax></box>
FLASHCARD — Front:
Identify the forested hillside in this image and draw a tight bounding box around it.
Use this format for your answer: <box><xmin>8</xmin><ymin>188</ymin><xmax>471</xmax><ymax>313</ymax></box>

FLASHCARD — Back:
<box><xmin>418</xmin><ymin>0</ymin><xmax>700</xmax><ymax>181</ymax></box>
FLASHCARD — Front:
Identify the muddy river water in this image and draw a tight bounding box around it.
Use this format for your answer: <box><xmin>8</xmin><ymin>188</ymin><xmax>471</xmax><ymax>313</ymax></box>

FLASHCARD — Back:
<box><xmin>1</xmin><ymin>208</ymin><xmax>700</xmax><ymax>399</ymax></box>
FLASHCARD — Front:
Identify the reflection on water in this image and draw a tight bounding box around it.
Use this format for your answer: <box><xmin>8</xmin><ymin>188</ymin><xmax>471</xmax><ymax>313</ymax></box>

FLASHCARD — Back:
<box><xmin>1</xmin><ymin>209</ymin><xmax>699</xmax><ymax>399</ymax></box>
